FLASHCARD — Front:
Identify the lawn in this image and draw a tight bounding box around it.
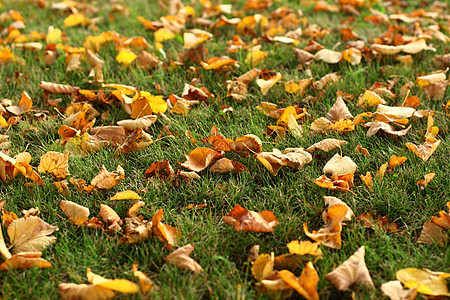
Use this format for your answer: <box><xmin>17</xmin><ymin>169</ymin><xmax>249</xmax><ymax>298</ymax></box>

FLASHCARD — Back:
<box><xmin>0</xmin><ymin>0</ymin><xmax>449</xmax><ymax>299</ymax></box>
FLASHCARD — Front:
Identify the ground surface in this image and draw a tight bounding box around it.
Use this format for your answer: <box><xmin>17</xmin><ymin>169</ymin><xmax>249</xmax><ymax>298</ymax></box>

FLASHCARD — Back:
<box><xmin>0</xmin><ymin>0</ymin><xmax>449</xmax><ymax>299</ymax></box>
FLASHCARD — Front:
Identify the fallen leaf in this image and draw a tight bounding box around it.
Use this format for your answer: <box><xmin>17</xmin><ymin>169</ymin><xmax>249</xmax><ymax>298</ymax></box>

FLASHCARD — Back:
<box><xmin>60</xmin><ymin>200</ymin><xmax>90</xmax><ymax>225</ymax></box>
<box><xmin>132</xmin><ymin>264</ymin><xmax>156</xmax><ymax>295</ymax></box>
<box><xmin>388</xmin><ymin>155</ymin><xmax>407</xmax><ymax>172</ymax></box>
<box><xmin>365</xmin><ymin>122</ymin><xmax>411</xmax><ymax>137</ymax></box>
<box><xmin>58</xmin><ymin>283</ymin><xmax>115</xmax><ymax>300</ymax></box>
<box><xmin>360</xmin><ymin>172</ymin><xmax>374</xmax><ymax>191</ymax></box>
<box><xmin>323</xmin><ymin>153</ymin><xmax>358</xmax><ymax>175</ymax></box>
<box><xmin>232</xmin><ymin>134</ymin><xmax>262</xmax><ymax>157</ymax></box>
<box><xmin>417</xmin><ymin>221</ymin><xmax>448</xmax><ymax>246</ymax></box>
<box><xmin>152</xmin><ymin>209</ymin><xmax>181</xmax><ymax>250</ymax></box>
<box><xmin>252</xmin><ymin>253</ymin><xmax>274</xmax><ymax>281</ymax></box>
<box><xmin>326</xmin><ymin>96</ymin><xmax>353</xmax><ymax>122</ymax></box>
<box><xmin>303</xmin><ymin>204</ymin><xmax>347</xmax><ymax>249</ymax></box>
<box><xmin>255</xmin><ymin>148</ymin><xmax>312</xmax><ymax>176</ymax></box>
<box><xmin>7</xmin><ymin>216</ymin><xmax>58</xmax><ymax>254</ymax></box>
<box><xmin>357</xmin><ymin>90</ymin><xmax>386</xmax><ymax>109</ymax></box>
<box><xmin>223</xmin><ymin>204</ymin><xmax>279</xmax><ymax>233</ymax></box>
<box><xmin>416</xmin><ymin>173</ymin><xmax>435</xmax><ymax>190</ymax></box>
<box><xmin>210</xmin><ymin>158</ymin><xmax>247</xmax><ymax>174</ymax></box>
<box><xmin>381</xmin><ymin>280</ymin><xmax>417</xmax><ymax>300</ymax></box>
<box><xmin>314</xmin><ymin>49</ymin><xmax>342</xmax><ymax>64</ymax></box>
<box><xmin>355</xmin><ymin>145</ymin><xmax>370</xmax><ymax>157</ymax></box>
<box><xmin>86</xmin><ymin>268</ymin><xmax>139</xmax><ymax>293</ymax></box>
<box><xmin>180</xmin><ymin>147</ymin><xmax>224</xmax><ymax>172</ymax></box>
<box><xmin>0</xmin><ymin>252</ymin><xmax>52</xmax><ymax>271</ymax></box>
<box><xmin>417</xmin><ymin>70</ymin><xmax>447</xmax><ymax>87</ymax></box>
<box><xmin>256</xmin><ymin>72</ymin><xmax>282</xmax><ymax>95</ymax></box>
<box><xmin>38</xmin><ymin>151</ymin><xmax>70</xmax><ymax>179</ymax></box>
<box><xmin>405</xmin><ymin>140</ymin><xmax>441</xmax><ymax>161</ymax></box>
<box><xmin>323</xmin><ymin>196</ymin><xmax>354</xmax><ymax>222</ymax></box>
<box><xmin>127</xmin><ymin>201</ymin><xmax>145</xmax><ymax>218</ymax></box>
<box><xmin>6</xmin><ymin>91</ymin><xmax>33</xmax><ymax>115</ymax></box>
<box><xmin>396</xmin><ymin>268</ymin><xmax>450</xmax><ymax>296</ymax></box>
<box><xmin>86</xmin><ymin>165</ymin><xmax>125</xmax><ymax>191</ymax></box>
<box><xmin>313</xmin><ymin>173</ymin><xmax>354</xmax><ymax>193</ymax></box>
<box><xmin>117</xmin><ymin>115</ymin><xmax>157</xmax><ymax>130</ymax></box>
<box><xmin>357</xmin><ymin>214</ymin><xmax>398</xmax><ymax>232</ymax></box>
<box><xmin>99</xmin><ymin>204</ymin><xmax>123</xmax><ymax>227</ymax></box>
<box><xmin>164</xmin><ymin>243</ymin><xmax>203</xmax><ymax>273</ymax></box>
<box><xmin>306</xmin><ymin>139</ymin><xmax>347</xmax><ymax>153</ymax></box>
<box><xmin>279</xmin><ymin>262</ymin><xmax>319</xmax><ymax>300</ymax></box>
<box><xmin>325</xmin><ymin>246</ymin><xmax>375</xmax><ymax>290</ymax></box>
<box><xmin>110</xmin><ymin>190</ymin><xmax>141</xmax><ymax>201</ymax></box>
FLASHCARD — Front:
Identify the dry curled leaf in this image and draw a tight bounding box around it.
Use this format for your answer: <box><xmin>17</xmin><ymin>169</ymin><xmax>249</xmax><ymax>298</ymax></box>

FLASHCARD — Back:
<box><xmin>405</xmin><ymin>140</ymin><xmax>441</xmax><ymax>161</ymax></box>
<box><xmin>417</xmin><ymin>221</ymin><xmax>448</xmax><ymax>247</ymax></box>
<box><xmin>279</xmin><ymin>263</ymin><xmax>319</xmax><ymax>300</ymax></box>
<box><xmin>313</xmin><ymin>173</ymin><xmax>354</xmax><ymax>193</ymax></box>
<box><xmin>416</xmin><ymin>173</ymin><xmax>435</xmax><ymax>190</ymax></box>
<box><xmin>209</xmin><ymin>158</ymin><xmax>247</xmax><ymax>174</ymax></box>
<box><xmin>180</xmin><ymin>148</ymin><xmax>224</xmax><ymax>172</ymax></box>
<box><xmin>357</xmin><ymin>214</ymin><xmax>398</xmax><ymax>232</ymax></box>
<box><xmin>306</xmin><ymin>139</ymin><xmax>347</xmax><ymax>153</ymax></box>
<box><xmin>223</xmin><ymin>205</ymin><xmax>279</xmax><ymax>233</ymax></box>
<box><xmin>132</xmin><ymin>264</ymin><xmax>156</xmax><ymax>295</ymax></box>
<box><xmin>86</xmin><ymin>165</ymin><xmax>125</xmax><ymax>192</ymax></box>
<box><xmin>304</xmin><ymin>204</ymin><xmax>347</xmax><ymax>249</ymax></box>
<box><xmin>325</xmin><ymin>246</ymin><xmax>375</xmax><ymax>290</ymax></box>
<box><xmin>164</xmin><ymin>243</ymin><xmax>203</xmax><ymax>273</ymax></box>
<box><xmin>99</xmin><ymin>204</ymin><xmax>123</xmax><ymax>227</ymax></box>
<box><xmin>326</xmin><ymin>96</ymin><xmax>353</xmax><ymax>122</ymax></box>
<box><xmin>152</xmin><ymin>209</ymin><xmax>181</xmax><ymax>250</ymax></box>
<box><xmin>255</xmin><ymin>148</ymin><xmax>312</xmax><ymax>176</ymax></box>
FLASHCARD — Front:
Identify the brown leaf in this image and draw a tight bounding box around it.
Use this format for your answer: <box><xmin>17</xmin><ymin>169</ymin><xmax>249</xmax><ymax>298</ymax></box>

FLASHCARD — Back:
<box><xmin>99</xmin><ymin>204</ymin><xmax>123</xmax><ymax>227</ymax></box>
<box><xmin>144</xmin><ymin>160</ymin><xmax>176</xmax><ymax>181</ymax></box>
<box><xmin>279</xmin><ymin>263</ymin><xmax>319</xmax><ymax>300</ymax></box>
<box><xmin>132</xmin><ymin>264</ymin><xmax>156</xmax><ymax>295</ymax></box>
<box><xmin>232</xmin><ymin>134</ymin><xmax>262</xmax><ymax>157</ymax></box>
<box><xmin>164</xmin><ymin>243</ymin><xmax>203</xmax><ymax>273</ymax></box>
<box><xmin>416</xmin><ymin>173</ymin><xmax>435</xmax><ymax>190</ymax></box>
<box><xmin>417</xmin><ymin>221</ymin><xmax>448</xmax><ymax>247</ymax></box>
<box><xmin>223</xmin><ymin>204</ymin><xmax>279</xmax><ymax>233</ymax></box>
<box><xmin>313</xmin><ymin>73</ymin><xmax>339</xmax><ymax>90</ymax></box>
<box><xmin>87</xmin><ymin>165</ymin><xmax>125</xmax><ymax>191</ymax></box>
<box><xmin>58</xmin><ymin>283</ymin><xmax>115</xmax><ymax>300</ymax></box>
<box><xmin>117</xmin><ymin>115</ymin><xmax>157</xmax><ymax>130</ymax></box>
<box><xmin>356</xmin><ymin>214</ymin><xmax>398</xmax><ymax>232</ymax></box>
<box><xmin>6</xmin><ymin>91</ymin><xmax>33</xmax><ymax>115</ymax></box>
<box><xmin>127</xmin><ymin>201</ymin><xmax>145</xmax><ymax>218</ymax></box>
<box><xmin>313</xmin><ymin>173</ymin><xmax>354</xmax><ymax>193</ymax></box>
<box><xmin>255</xmin><ymin>148</ymin><xmax>312</xmax><ymax>176</ymax></box>
<box><xmin>121</xmin><ymin>217</ymin><xmax>152</xmax><ymax>244</ymax></box>
<box><xmin>381</xmin><ymin>280</ymin><xmax>417</xmax><ymax>300</ymax></box>
<box><xmin>325</xmin><ymin>246</ymin><xmax>375</xmax><ymax>290</ymax></box>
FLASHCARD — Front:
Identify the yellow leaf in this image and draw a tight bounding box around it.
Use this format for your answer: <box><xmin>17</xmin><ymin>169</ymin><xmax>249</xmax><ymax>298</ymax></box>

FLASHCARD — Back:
<box><xmin>245</xmin><ymin>49</ymin><xmax>268</xmax><ymax>65</ymax></box>
<box><xmin>164</xmin><ymin>243</ymin><xmax>203</xmax><ymax>273</ymax></box>
<box><xmin>116</xmin><ymin>50</ymin><xmax>137</xmax><ymax>65</ymax></box>
<box><xmin>60</xmin><ymin>200</ymin><xmax>89</xmax><ymax>226</ymax></box>
<box><xmin>256</xmin><ymin>72</ymin><xmax>282</xmax><ymax>95</ymax></box>
<box><xmin>46</xmin><ymin>27</ymin><xmax>62</xmax><ymax>44</ymax></box>
<box><xmin>86</xmin><ymin>268</ymin><xmax>139</xmax><ymax>294</ymax></box>
<box><xmin>64</xmin><ymin>14</ymin><xmax>90</xmax><ymax>27</ymax></box>
<box><xmin>110</xmin><ymin>190</ymin><xmax>141</xmax><ymax>201</ymax></box>
<box><xmin>154</xmin><ymin>28</ymin><xmax>175</xmax><ymax>43</ymax></box>
<box><xmin>38</xmin><ymin>151</ymin><xmax>70</xmax><ymax>179</ymax></box>
<box><xmin>396</xmin><ymin>268</ymin><xmax>450</xmax><ymax>296</ymax></box>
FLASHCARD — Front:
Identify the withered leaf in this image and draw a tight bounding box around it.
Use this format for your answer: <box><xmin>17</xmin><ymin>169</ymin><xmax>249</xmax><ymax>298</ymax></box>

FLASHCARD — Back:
<box><xmin>223</xmin><ymin>205</ymin><xmax>279</xmax><ymax>233</ymax></box>
<box><xmin>306</xmin><ymin>139</ymin><xmax>347</xmax><ymax>153</ymax></box>
<box><xmin>38</xmin><ymin>151</ymin><xmax>70</xmax><ymax>179</ymax></box>
<box><xmin>180</xmin><ymin>147</ymin><xmax>224</xmax><ymax>172</ymax></box>
<box><xmin>60</xmin><ymin>200</ymin><xmax>89</xmax><ymax>226</ymax></box>
<box><xmin>164</xmin><ymin>243</ymin><xmax>203</xmax><ymax>273</ymax></box>
<box><xmin>325</xmin><ymin>246</ymin><xmax>375</xmax><ymax>290</ymax></box>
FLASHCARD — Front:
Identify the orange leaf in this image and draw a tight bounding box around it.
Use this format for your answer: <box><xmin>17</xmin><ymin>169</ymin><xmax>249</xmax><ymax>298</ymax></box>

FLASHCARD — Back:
<box><xmin>180</xmin><ymin>148</ymin><xmax>224</xmax><ymax>172</ymax></box>
<box><xmin>223</xmin><ymin>205</ymin><xmax>279</xmax><ymax>233</ymax></box>
<box><xmin>0</xmin><ymin>252</ymin><xmax>52</xmax><ymax>271</ymax></box>
<box><xmin>356</xmin><ymin>213</ymin><xmax>398</xmax><ymax>232</ymax></box>
<box><xmin>406</xmin><ymin>140</ymin><xmax>441</xmax><ymax>161</ymax></box>
<box><xmin>151</xmin><ymin>209</ymin><xmax>181</xmax><ymax>250</ymax></box>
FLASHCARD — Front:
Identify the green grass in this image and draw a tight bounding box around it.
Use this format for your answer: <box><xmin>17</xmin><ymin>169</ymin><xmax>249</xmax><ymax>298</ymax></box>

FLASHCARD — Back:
<box><xmin>0</xmin><ymin>0</ymin><xmax>449</xmax><ymax>299</ymax></box>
